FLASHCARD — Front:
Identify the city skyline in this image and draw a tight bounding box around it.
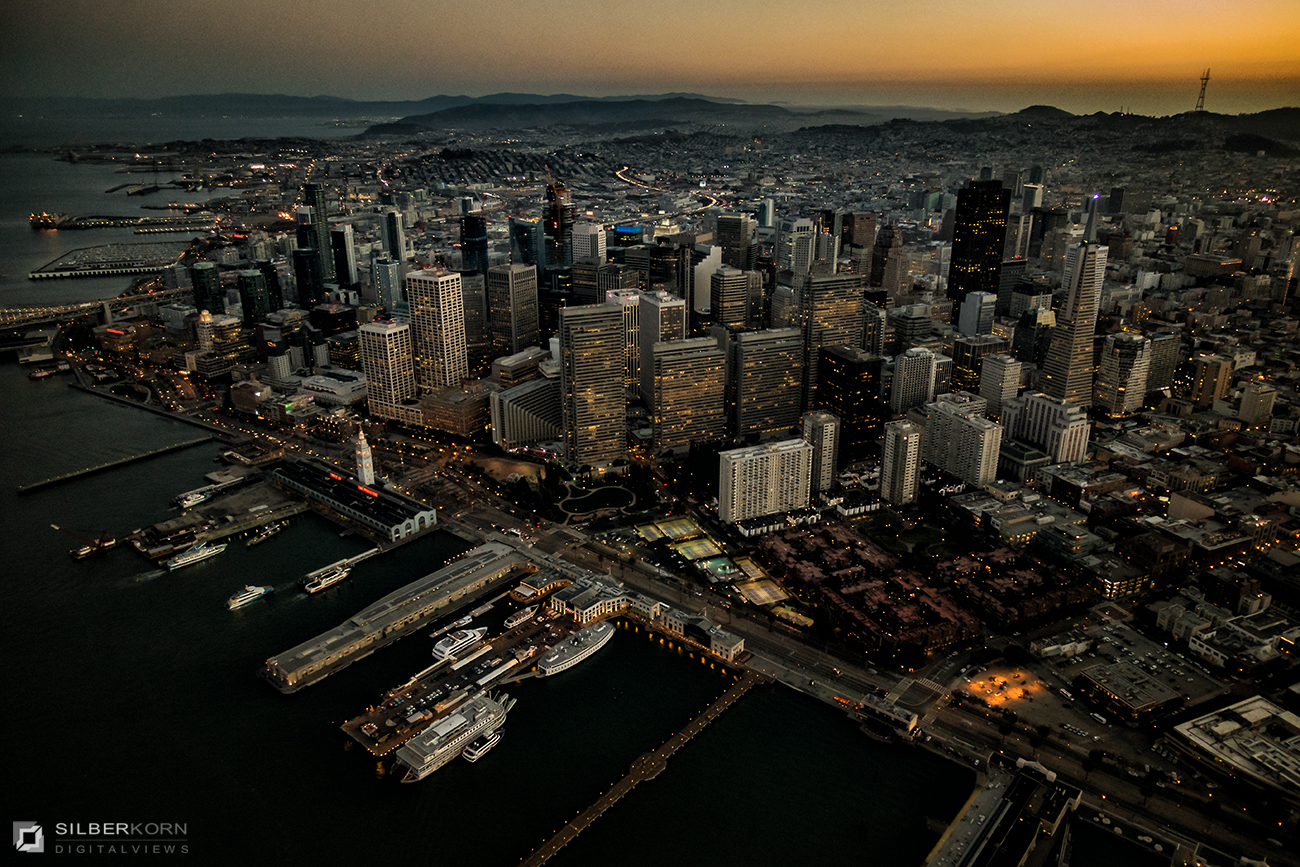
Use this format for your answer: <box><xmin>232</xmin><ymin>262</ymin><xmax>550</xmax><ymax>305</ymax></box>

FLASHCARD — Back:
<box><xmin>1</xmin><ymin>1</ymin><xmax>1297</xmax><ymax>116</ymax></box>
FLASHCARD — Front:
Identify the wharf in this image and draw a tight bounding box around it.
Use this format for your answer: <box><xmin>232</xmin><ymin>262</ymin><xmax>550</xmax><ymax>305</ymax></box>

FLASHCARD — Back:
<box><xmin>520</xmin><ymin>669</ymin><xmax>767</xmax><ymax>867</ymax></box>
<box><xmin>17</xmin><ymin>436</ymin><xmax>213</xmax><ymax>494</ymax></box>
<box><xmin>305</xmin><ymin>548</ymin><xmax>380</xmax><ymax>580</ymax></box>
<box><xmin>341</xmin><ymin>613</ymin><xmax>572</xmax><ymax>756</ymax></box>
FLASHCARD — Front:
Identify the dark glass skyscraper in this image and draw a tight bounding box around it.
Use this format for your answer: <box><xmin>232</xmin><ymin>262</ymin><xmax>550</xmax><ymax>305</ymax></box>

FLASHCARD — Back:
<box><xmin>817</xmin><ymin>345</ymin><xmax>886</xmax><ymax>459</ymax></box>
<box><xmin>947</xmin><ymin>180</ymin><xmax>1010</xmax><ymax>312</ymax></box>
<box><xmin>301</xmin><ymin>182</ymin><xmax>334</xmax><ymax>282</ymax></box>
<box><xmin>189</xmin><ymin>261</ymin><xmax>223</xmax><ymax>314</ymax></box>
<box><xmin>544</xmin><ymin>180</ymin><xmax>574</xmax><ymax>273</ymax></box>
<box><xmin>460</xmin><ymin>214</ymin><xmax>489</xmax><ymax>275</ymax></box>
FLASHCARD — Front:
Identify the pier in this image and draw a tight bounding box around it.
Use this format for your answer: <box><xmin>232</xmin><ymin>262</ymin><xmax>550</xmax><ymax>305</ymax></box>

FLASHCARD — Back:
<box><xmin>17</xmin><ymin>437</ymin><xmax>214</xmax><ymax>494</ymax></box>
<box><xmin>304</xmin><ymin>548</ymin><xmax>381</xmax><ymax>580</ymax></box>
<box><xmin>520</xmin><ymin>669</ymin><xmax>767</xmax><ymax>866</ymax></box>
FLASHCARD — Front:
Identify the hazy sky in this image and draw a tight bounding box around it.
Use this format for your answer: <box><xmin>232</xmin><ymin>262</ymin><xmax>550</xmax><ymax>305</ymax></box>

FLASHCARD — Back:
<box><xmin>3</xmin><ymin>0</ymin><xmax>1298</xmax><ymax>114</ymax></box>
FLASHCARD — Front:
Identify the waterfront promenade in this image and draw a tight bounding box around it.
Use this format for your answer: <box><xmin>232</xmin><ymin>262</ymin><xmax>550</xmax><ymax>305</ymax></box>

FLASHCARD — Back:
<box><xmin>520</xmin><ymin>669</ymin><xmax>768</xmax><ymax>866</ymax></box>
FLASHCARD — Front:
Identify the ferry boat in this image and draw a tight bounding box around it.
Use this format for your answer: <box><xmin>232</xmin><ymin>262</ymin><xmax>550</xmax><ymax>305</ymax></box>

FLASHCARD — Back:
<box><xmin>537</xmin><ymin>621</ymin><xmax>615</xmax><ymax>677</ymax></box>
<box><xmin>433</xmin><ymin>627</ymin><xmax>488</xmax><ymax>661</ymax></box>
<box><xmin>175</xmin><ymin>490</ymin><xmax>212</xmax><ymax>509</ymax></box>
<box><xmin>303</xmin><ymin>564</ymin><xmax>351</xmax><ymax>594</ymax></box>
<box><xmin>394</xmin><ymin>692</ymin><xmax>514</xmax><ymax>782</ymax></box>
<box><xmin>163</xmin><ymin>541</ymin><xmax>227</xmax><ymax>571</ymax></box>
<box><xmin>504</xmin><ymin>605</ymin><xmax>538</xmax><ymax>629</ymax></box>
<box><xmin>227</xmin><ymin>585</ymin><xmax>272</xmax><ymax>610</ymax></box>
<box><xmin>27</xmin><ymin>367</ymin><xmax>57</xmax><ymax>380</ymax></box>
<box><xmin>246</xmin><ymin>521</ymin><xmax>286</xmax><ymax>547</ymax></box>
<box><xmin>462</xmin><ymin>730</ymin><xmax>501</xmax><ymax>763</ymax></box>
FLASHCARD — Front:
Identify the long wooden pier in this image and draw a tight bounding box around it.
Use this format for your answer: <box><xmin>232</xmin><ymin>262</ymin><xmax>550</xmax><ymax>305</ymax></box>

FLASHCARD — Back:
<box><xmin>520</xmin><ymin>669</ymin><xmax>767</xmax><ymax>866</ymax></box>
<box><xmin>17</xmin><ymin>436</ymin><xmax>213</xmax><ymax>494</ymax></box>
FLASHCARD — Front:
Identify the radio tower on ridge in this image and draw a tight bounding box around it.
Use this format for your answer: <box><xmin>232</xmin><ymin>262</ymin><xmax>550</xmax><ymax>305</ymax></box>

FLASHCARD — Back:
<box><xmin>1194</xmin><ymin>68</ymin><xmax>1210</xmax><ymax>112</ymax></box>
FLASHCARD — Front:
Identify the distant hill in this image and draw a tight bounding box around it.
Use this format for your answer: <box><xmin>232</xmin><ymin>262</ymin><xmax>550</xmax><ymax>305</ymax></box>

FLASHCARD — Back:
<box><xmin>1012</xmin><ymin>105</ymin><xmax>1074</xmax><ymax>118</ymax></box>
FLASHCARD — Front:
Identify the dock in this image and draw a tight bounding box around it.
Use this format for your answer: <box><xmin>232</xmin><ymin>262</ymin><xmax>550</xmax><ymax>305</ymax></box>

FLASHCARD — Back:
<box><xmin>520</xmin><ymin>669</ymin><xmax>767</xmax><ymax>867</ymax></box>
<box><xmin>17</xmin><ymin>437</ymin><xmax>213</xmax><ymax>494</ymax></box>
<box><xmin>305</xmin><ymin>548</ymin><xmax>380</xmax><ymax>580</ymax></box>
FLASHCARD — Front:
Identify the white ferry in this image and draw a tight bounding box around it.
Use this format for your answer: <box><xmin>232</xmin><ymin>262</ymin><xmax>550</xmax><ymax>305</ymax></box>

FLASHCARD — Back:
<box><xmin>163</xmin><ymin>541</ymin><xmax>227</xmax><ymax>571</ymax></box>
<box><xmin>433</xmin><ymin>627</ymin><xmax>488</xmax><ymax>661</ymax></box>
<box><xmin>462</xmin><ymin>730</ymin><xmax>502</xmax><ymax>763</ymax></box>
<box><xmin>394</xmin><ymin>693</ymin><xmax>514</xmax><ymax>782</ymax></box>
<box><xmin>536</xmin><ymin>621</ymin><xmax>615</xmax><ymax>677</ymax></box>
<box><xmin>303</xmin><ymin>564</ymin><xmax>351</xmax><ymax>594</ymax></box>
<box><xmin>503</xmin><ymin>605</ymin><xmax>538</xmax><ymax>629</ymax></box>
<box><xmin>227</xmin><ymin>585</ymin><xmax>272</xmax><ymax>610</ymax></box>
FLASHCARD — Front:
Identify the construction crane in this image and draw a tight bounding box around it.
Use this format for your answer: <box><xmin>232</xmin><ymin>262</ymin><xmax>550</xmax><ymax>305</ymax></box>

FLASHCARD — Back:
<box><xmin>51</xmin><ymin>524</ymin><xmax>118</xmax><ymax>560</ymax></box>
<box><xmin>1195</xmin><ymin>68</ymin><xmax>1210</xmax><ymax>112</ymax></box>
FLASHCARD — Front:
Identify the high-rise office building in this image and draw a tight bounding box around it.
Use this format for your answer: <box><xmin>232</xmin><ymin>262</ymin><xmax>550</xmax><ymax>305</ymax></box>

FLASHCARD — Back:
<box><xmin>951</xmin><ymin>335</ymin><xmax>1009</xmax><ymax>393</ymax></box>
<box><xmin>302</xmin><ymin>182</ymin><xmax>334</xmax><ymax>282</ymax></box>
<box><xmin>490</xmin><ymin>378</ymin><xmax>562</xmax><ymax>451</ymax></box>
<box><xmin>842</xmin><ymin>212</ymin><xmax>877</xmax><ymax>249</ymax></box>
<box><xmin>978</xmin><ymin>353</ymin><xmax>1021</xmax><ymax>421</ymax></box>
<box><xmin>572</xmin><ymin>222</ymin><xmax>607</xmax><ymax>264</ymax></box>
<box><xmin>331</xmin><ymin>223</ymin><xmax>358</xmax><ymax>287</ymax></box>
<box><xmin>1145</xmin><ymin>332</ymin><xmax>1180</xmax><ymax>392</ymax></box>
<box><xmin>891</xmin><ymin>347</ymin><xmax>939</xmax><ymax>414</ymax></box>
<box><xmin>255</xmin><ymin>259</ymin><xmax>284</xmax><ymax>313</ymax></box>
<box><xmin>957</xmin><ymin>291</ymin><xmax>996</xmax><ymax>337</ymax></box>
<box><xmin>1093</xmin><ymin>333</ymin><xmax>1151</xmax><ymax>416</ymax></box>
<box><xmin>651</xmin><ymin>338</ymin><xmax>726</xmax><ymax>452</ymax></box>
<box><xmin>236</xmin><ymin>269</ymin><xmax>270</xmax><ymax>325</ymax></box>
<box><xmin>881</xmin><ymin>420</ymin><xmax>923</xmax><ymax>505</ymax></box>
<box><xmin>1041</xmin><ymin>240</ymin><xmax>1107</xmax><ymax>404</ymax></box>
<box><xmin>923</xmin><ymin>393</ymin><xmax>1002</xmax><ymax>486</ymax></box>
<box><xmin>725</xmin><ymin>328</ymin><xmax>804</xmax><ymax>439</ymax></box>
<box><xmin>509</xmin><ymin>216</ymin><xmax>544</xmax><ymax>268</ymax></box>
<box><xmin>638</xmin><ymin>290</ymin><xmax>687</xmax><ymax>406</ymax></box>
<box><xmin>1191</xmin><ymin>354</ymin><xmax>1233</xmax><ymax>408</ymax></box>
<box><xmin>710</xmin><ymin>265</ymin><xmax>751</xmax><ymax>329</ymax></box>
<box><xmin>190</xmin><ymin>261</ymin><xmax>223</xmax><ymax>314</ymax></box>
<box><xmin>383</xmin><ymin>209</ymin><xmax>407</xmax><ymax>264</ymax></box>
<box><xmin>406</xmin><ymin>269</ymin><xmax>468</xmax><ymax>389</ymax></box>
<box><xmin>457</xmin><ymin>271</ymin><xmax>491</xmax><ymax>367</ymax></box>
<box><xmin>794</xmin><ymin>272</ymin><xmax>865</xmax><ymax>406</ymax></box>
<box><xmin>718</xmin><ymin>439</ymin><xmax>813</xmax><ymax>523</ymax></box>
<box><xmin>372</xmin><ymin>255</ymin><xmax>403</xmax><ymax>314</ymax></box>
<box><xmin>605</xmin><ymin>288</ymin><xmax>641</xmax><ymax>392</ymax></box>
<box><xmin>715</xmin><ymin>213</ymin><xmax>755</xmax><ymax>270</ymax></box>
<box><xmin>292</xmin><ymin>248</ymin><xmax>324</xmax><ymax>308</ymax></box>
<box><xmin>544</xmin><ymin>179</ymin><xmax>575</xmax><ymax>272</ymax></box>
<box><xmin>802</xmin><ymin>411</ymin><xmax>840</xmax><ymax>493</ymax></box>
<box><xmin>1001</xmin><ymin>392</ymin><xmax>1091</xmax><ymax>464</ymax></box>
<box><xmin>947</xmin><ymin>180</ymin><xmax>1010</xmax><ymax>312</ymax></box>
<box><xmin>460</xmin><ymin>214</ymin><xmax>489</xmax><ymax>276</ymax></box>
<box><xmin>778</xmin><ymin>217</ymin><xmax>816</xmax><ymax>274</ymax></box>
<box><xmin>817</xmin><ymin>345</ymin><xmax>886</xmax><ymax>458</ymax></box>
<box><xmin>359</xmin><ymin>321</ymin><xmax>418</xmax><ymax>424</ymax></box>
<box><xmin>1238</xmin><ymin>381</ymin><xmax>1277</xmax><ymax>428</ymax></box>
<box><xmin>558</xmin><ymin>304</ymin><xmax>626</xmax><ymax>466</ymax></box>
<box><xmin>487</xmin><ymin>263</ymin><xmax>539</xmax><ymax>355</ymax></box>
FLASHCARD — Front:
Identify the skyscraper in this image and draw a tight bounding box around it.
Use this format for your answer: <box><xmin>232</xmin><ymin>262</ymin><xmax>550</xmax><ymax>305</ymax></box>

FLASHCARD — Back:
<box><xmin>359</xmin><ymin>321</ymin><xmax>419</xmax><ymax>424</ymax></box>
<box><xmin>486</xmin><ymin>263</ymin><xmax>539</xmax><ymax>355</ymax></box>
<box><xmin>458</xmin><ymin>271</ymin><xmax>491</xmax><ymax>367</ymax></box>
<box><xmin>923</xmin><ymin>393</ymin><xmax>1002</xmax><ymax>486</ymax></box>
<box><xmin>190</xmin><ymin>261</ymin><xmax>223</xmax><ymax>314</ymax></box>
<box><xmin>1001</xmin><ymin>392</ymin><xmax>1091</xmax><ymax>464</ymax></box>
<box><xmin>1041</xmin><ymin>240</ymin><xmax>1107</xmax><ymax>404</ymax></box>
<box><xmin>957</xmin><ymin>291</ymin><xmax>996</xmax><ymax>337</ymax></box>
<box><xmin>509</xmin><ymin>216</ymin><xmax>545</xmax><ymax>268</ymax></box>
<box><xmin>794</xmin><ymin>272</ymin><xmax>865</xmax><ymax>406</ymax></box>
<box><xmin>1145</xmin><ymin>332</ymin><xmax>1181</xmax><ymax>392</ymax></box>
<box><xmin>236</xmin><ymin>269</ymin><xmax>270</xmax><ymax>325</ymax></box>
<box><xmin>1191</xmin><ymin>354</ymin><xmax>1233</xmax><ymax>408</ymax></box>
<box><xmin>891</xmin><ymin>347</ymin><xmax>939</xmax><ymax>414</ymax></box>
<box><xmin>460</xmin><ymin>214</ymin><xmax>489</xmax><ymax>276</ymax></box>
<box><xmin>572</xmin><ymin>222</ymin><xmax>607</xmax><ymax>264</ymax></box>
<box><xmin>371</xmin><ymin>255</ymin><xmax>403</xmax><ymax>314</ymax></box>
<box><xmin>558</xmin><ymin>304</ymin><xmax>626</xmax><ymax>466</ymax></box>
<box><xmin>651</xmin><ymin>338</ymin><xmax>726</xmax><ymax>453</ymax></box>
<box><xmin>817</xmin><ymin>345</ymin><xmax>886</xmax><ymax>458</ymax></box>
<box><xmin>951</xmin><ymin>335</ymin><xmax>1009</xmax><ymax>394</ymax></box>
<box><xmin>544</xmin><ymin>178</ymin><xmax>575</xmax><ymax>273</ymax></box>
<box><xmin>302</xmin><ymin>182</ymin><xmax>334</xmax><ymax>282</ymax></box>
<box><xmin>383</xmin><ymin>209</ymin><xmax>407</xmax><ymax>264</ymax></box>
<box><xmin>725</xmin><ymin>328</ymin><xmax>804</xmax><ymax>439</ymax></box>
<box><xmin>881</xmin><ymin>420</ymin><xmax>923</xmax><ymax>505</ymax></box>
<box><xmin>716</xmin><ymin>213</ymin><xmax>755</xmax><ymax>270</ymax></box>
<box><xmin>605</xmin><ymin>288</ymin><xmax>641</xmax><ymax>392</ymax></box>
<box><xmin>638</xmin><ymin>290</ymin><xmax>686</xmax><ymax>406</ymax></box>
<box><xmin>405</xmin><ymin>269</ymin><xmax>468</xmax><ymax>389</ymax></box>
<box><xmin>802</xmin><ymin>411</ymin><xmax>840</xmax><ymax>493</ymax></box>
<box><xmin>331</xmin><ymin>223</ymin><xmax>358</xmax><ymax>288</ymax></box>
<box><xmin>777</xmin><ymin>217</ymin><xmax>816</xmax><ymax>274</ymax></box>
<box><xmin>947</xmin><ymin>180</ymin><xmax>1010</xmax><ymax>312</ymax></box>
<box><xmin>1093</xmin><ymin>333</ymin><xmax>1151</xmax><ymax>416</ymax></box>
<box><xmin>292</xmin><ymin>248</ymin><xmax>324</xmax><ymax>308</ymax></box>
<box><xmin>710</xmin><ymin>266</ymin><xmax>751</xmax><ymax>329</ymax></box>
<box><xmin>718</xmin><ymin>439</ymin><xmax>813</xmax><ymax>523</ymax></box>
<box><xmin>978</xmin><ymin>353</ymin><xmax>1021</xmax><ymax>421</ymax></box>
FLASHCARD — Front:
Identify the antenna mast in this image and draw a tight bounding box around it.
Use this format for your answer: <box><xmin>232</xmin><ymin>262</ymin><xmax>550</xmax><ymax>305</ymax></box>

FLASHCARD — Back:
<box><xmin>1194</xmin><ymin>68</ymin><xmax>1210</xmax><ymax>112</ymax></box>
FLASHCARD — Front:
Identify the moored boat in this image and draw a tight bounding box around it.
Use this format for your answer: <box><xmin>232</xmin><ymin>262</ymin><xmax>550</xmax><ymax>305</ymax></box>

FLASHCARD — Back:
<box><xmin>163</xmin><ymin>541</ymin><xmax>227</xmax><ymax>571</ymax></box>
